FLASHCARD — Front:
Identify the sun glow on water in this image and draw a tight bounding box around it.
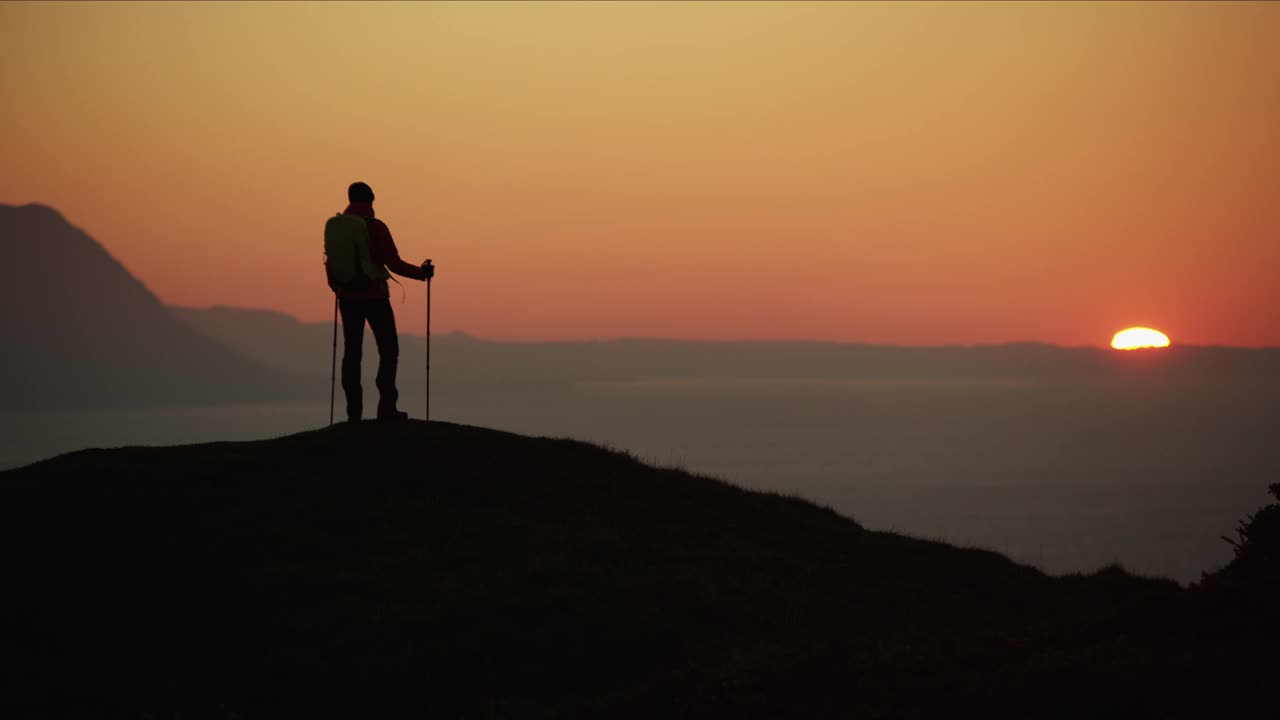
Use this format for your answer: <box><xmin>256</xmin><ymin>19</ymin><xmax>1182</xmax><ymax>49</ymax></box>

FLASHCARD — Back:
<box><xmin>1111</xmin><ymin>327</ymin><xmax>1171</xmax><ymax>350</ymax></box>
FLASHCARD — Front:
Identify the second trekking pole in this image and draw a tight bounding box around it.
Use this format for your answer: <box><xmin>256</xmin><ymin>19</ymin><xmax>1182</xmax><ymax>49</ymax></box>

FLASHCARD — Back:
<box><xmin>329</xmin><ymin>295</ymin><xmax>338</xmax><ymax>426</ymax></box>
<box><xmin>424</xmin><ymin>260</ymin><xmax>434</xmax><ymax>422</ymax></box>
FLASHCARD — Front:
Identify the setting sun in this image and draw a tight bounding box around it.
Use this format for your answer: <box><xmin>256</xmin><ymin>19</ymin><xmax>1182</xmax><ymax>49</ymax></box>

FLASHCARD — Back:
<box><xmin>1111</xmin><ymin>327</ymin><xmax>1171</xmax><ymax>350</ymax></box>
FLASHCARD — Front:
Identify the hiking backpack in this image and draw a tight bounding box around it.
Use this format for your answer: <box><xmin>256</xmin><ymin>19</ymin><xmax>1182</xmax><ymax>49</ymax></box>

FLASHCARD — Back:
<box><xmin>324</xmin><ymin>213</ymin><xmax>390</xmax><ymax>286</ymax></box>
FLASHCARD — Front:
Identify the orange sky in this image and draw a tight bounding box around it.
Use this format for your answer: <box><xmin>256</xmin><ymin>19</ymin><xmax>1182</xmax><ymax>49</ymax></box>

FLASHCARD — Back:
<box><xmin>3</xmin><ymin>1</ymin><xmax>1278</xmax><ymax>346</ymax></box>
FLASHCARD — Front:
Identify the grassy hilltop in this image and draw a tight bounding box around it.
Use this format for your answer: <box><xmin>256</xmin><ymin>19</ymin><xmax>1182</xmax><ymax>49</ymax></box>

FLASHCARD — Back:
<box><xmin>1</xmin><ymin>422</ymin><xmax>1274</xmax><ymax>718</ymax></box>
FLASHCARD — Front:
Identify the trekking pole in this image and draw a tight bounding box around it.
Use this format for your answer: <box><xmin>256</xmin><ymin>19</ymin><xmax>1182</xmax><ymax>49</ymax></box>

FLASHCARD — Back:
<box><xmin>425</xmin><ymin>261</ymin><xmax>433</xmax><ymax>422</ymax></box>
<box><xmin>329</xmin><ymin>295</ymin><xmax>338</xmax><ymax>426</ymax></box>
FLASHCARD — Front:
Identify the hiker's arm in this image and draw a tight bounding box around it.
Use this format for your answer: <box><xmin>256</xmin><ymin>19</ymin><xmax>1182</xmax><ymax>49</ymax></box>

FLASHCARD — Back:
<box><xmin>369</xmin><ymin>221</ymin><xmax>428</xmax><ymax>281</ymax></box>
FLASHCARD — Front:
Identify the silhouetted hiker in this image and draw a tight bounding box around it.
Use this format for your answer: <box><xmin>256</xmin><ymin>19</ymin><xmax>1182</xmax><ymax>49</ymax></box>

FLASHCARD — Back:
<box><xmin>325</xmin><ymin>181</ymin><xmax>434</xmax><ymax>422</ymax></box>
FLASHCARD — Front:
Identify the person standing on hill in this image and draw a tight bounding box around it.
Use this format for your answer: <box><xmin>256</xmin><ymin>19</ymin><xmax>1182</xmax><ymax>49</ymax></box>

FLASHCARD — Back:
<box><xmin>325</xmin><ymin>181</ymin><xmax>434</xmax><ymax>422</ymax></box>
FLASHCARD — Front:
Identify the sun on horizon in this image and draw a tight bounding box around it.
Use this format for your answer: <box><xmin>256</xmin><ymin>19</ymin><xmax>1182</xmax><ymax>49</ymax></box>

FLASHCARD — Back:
<box><xmin>1111</xmin><ymin>327</ymin><xmax>1171</xmax><ymax>350</ymax></box>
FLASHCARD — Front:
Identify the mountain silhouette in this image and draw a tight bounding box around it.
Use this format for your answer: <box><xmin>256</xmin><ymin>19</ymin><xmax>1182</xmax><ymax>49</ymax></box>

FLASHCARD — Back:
<box><xmin>0</xmin><ymin>204</ymin><xmax>308</xmax><ymax>408</ymax></box>
<box><xmin>2</xmin><ymin>421</ymin><xmax>1274</xmax><ymax>717</ymax></box>
<box><xmin>170</xmin><ymin>304</ymin><xmax>330</xmax><ymax>375</ymax></box>
<box><xmin>173</xmin><ymin>304</ymin><xmax>1280</xmax><ymax>389</ymax></box>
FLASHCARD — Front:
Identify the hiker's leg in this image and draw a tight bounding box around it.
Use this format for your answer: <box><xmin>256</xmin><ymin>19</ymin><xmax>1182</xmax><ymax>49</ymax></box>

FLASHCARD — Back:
<box><xmin>338</xmin><ymin>298</ymin><xmax>368</xmax><ymax>421</ymax></box>
<box><xmin>367</xmin><ymin>298</ymin><xmax>400</xmax><ymax>415</ymax></box>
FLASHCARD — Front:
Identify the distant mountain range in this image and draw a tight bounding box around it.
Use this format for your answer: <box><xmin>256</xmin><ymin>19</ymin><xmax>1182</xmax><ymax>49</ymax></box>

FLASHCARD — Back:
<box><xmin>0</xmin><ymin>204</ymin><xmax>309</xmax><ymax>409</ymax></box>
<box><xmin>4</xmin><ymin>202</ymin><xmax>1276</xmax><ymax>411</ymax></box>
<box><xmin>171</xmin><ymin>304</ymin><xmax>1280</xmax><ymax>390</ymax></box>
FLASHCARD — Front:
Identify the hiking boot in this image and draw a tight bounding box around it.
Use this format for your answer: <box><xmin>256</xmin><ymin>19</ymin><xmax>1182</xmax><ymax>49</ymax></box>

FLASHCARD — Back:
<box><xmin>376</xmin><ymin>409</ymin><xmax>409</xmax><ymax>422</ymax></box>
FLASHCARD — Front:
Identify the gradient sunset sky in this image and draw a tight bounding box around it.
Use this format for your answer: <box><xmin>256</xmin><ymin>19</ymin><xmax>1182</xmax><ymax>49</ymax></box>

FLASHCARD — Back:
<box><xmin>3</xmin><ymin>1</ymin><xmax>1277</xmax><ymax>346</ymax></box>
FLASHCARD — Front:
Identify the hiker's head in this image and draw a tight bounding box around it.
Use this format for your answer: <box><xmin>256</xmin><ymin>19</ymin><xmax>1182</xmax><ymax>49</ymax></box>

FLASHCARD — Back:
<box><xmin>348</xmin><ymin>182</ymin><xmax>375</xmax><ymax>205</ymax></box>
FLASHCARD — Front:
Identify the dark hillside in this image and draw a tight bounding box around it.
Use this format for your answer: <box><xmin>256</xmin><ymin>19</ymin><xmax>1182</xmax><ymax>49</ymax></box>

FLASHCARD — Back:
<box><xmin>1</xmin><ymin>422</ymin><xmax>1272</xmax><ymax>717</ymax></box>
